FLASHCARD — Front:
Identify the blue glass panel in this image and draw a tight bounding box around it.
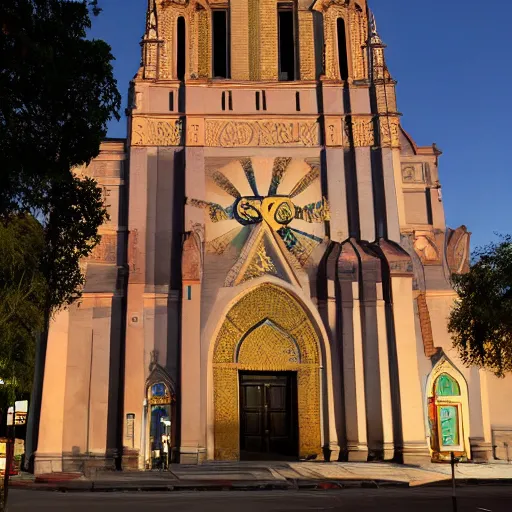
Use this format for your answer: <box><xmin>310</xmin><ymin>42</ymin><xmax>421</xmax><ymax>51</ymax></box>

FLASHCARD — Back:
<box><xmin>151</xmin><ymin>383</ymin><xmax>166</xmax><ymax>397</ymax></box>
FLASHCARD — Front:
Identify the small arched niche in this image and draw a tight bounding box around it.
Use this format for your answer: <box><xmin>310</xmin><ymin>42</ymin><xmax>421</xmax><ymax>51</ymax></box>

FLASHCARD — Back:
<box><xmin>426</xmin><ymin>358</ymin><xmax>471</xmax><ymax>461</ymax></box>
<box><xmin>145</xmin><ymin>371</ymin><xmax>177</xmax><ymax>469</ymax></box>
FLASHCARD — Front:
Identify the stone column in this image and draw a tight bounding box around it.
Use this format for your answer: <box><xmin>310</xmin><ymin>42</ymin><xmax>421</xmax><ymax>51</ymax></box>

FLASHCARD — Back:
<box><xmin>34</xmin><ymin>310</ymin><xmax>70</xmax><ymax>474</ymax></box>
<box><xmin>468</xmin><ymin>368</ymin><xmax>493</xmax><ymax>461</ymax></box>
<box><xmin>355</xmin><ymin>147</ymin><xmax>375</xmax><ymax>242</ymax></box>
<box><xmin>339</xmin><ymin>242</ymin><xmax>368</xmax><ymax>461</ymax></box>
<box><xmin>179</xmin><ymin>147</ymin><xmax>206</xmax><ymax>463</ymax></box>
<box><xmin>381</xmin><ymin>148</ymin><xmax>401</xmax><ymax>243</ymax></box>
<box><xmin>379</xmin><ymin>240</ymin><xmax>430</xmax><ymax>464</ymax></box>
<box><xmin>376</xmin><ymin>283</ymin><xmax>394</xmax><ymax>460</ymax></box>
<box><xmin>123</xmin><ymin>147</ymin><xmax>150</xmax><ymax>469</ymax></box>
<box><xmin>353</xmin><ymin>241</ymin><xmax>394</xmax><ymax>460</ymax></box>
<box><xmin>325</xmin><ymin>149</ymin><xmax>349</xmax><ymax>243</ymax></box>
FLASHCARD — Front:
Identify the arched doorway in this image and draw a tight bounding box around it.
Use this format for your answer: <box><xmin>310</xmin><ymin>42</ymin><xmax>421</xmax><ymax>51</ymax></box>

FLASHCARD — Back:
<box><xmin>145</xmin><ymin>380</ymin><xmax>176</xmax><ymax>469</ymax></box>
<box><xmin>211</xmin><ymin>283</ymin><xmax>323</xmax><ymax>461</ymax></box>
<box><xmin>426</xmin><ymin>358</ymin><xmax>470</xmax><ymax>460</ymax></box>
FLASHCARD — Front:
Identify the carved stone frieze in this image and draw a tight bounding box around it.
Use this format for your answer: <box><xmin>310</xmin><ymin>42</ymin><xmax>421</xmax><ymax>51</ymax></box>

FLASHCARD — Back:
<box><xmin>376</xmin><ymin>84</ymin><xmax>398</xmax><ymax>113</ymax></box>
<box><xmin>349</xmin><ymin>116</ymin><xmax>375</xmax><ymax>147</ymax></box>
<box><xmin>205</xmin><ymin>119</ymin><xmax>319</xmax><ymax>147</ymax></box>
<box><xmin>324</xmin><ymin>116</ymin><xmax>344</xmax><ymax>146</ymax></box>
<box><xmin>379</xmin><ymin>116</ymin><xmax>401</xmax><ymax>148</ymax></box>
<box><xmin>131</xmin><ymin>117</ymin><xmax>183</xmax><ymax>146</ymax></box>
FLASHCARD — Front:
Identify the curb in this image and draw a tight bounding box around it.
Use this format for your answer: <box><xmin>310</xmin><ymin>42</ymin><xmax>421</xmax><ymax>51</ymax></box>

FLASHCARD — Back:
<box><xmin>10</xmin><ymin>478</ymin><xmax>409</xmax><ymax>492</ymax></box>
<box><xmin>419</xmin><ymin>478</ymin><xmax>512</xmax><ymax>488</ymax></box>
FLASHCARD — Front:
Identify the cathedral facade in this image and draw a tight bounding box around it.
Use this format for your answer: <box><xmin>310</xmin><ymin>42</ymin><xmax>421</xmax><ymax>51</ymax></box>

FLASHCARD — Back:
<box><xmin>32</xmin><ymin>0</ymin><xmax>512</xmax><ymax>473</ymax></box>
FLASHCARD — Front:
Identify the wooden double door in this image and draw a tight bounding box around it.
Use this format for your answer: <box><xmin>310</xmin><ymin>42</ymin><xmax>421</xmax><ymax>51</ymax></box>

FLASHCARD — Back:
<box><xmin>239</xmin><ymin>372</ymin><xmax>298</xmax><ymax>461</ymax></box>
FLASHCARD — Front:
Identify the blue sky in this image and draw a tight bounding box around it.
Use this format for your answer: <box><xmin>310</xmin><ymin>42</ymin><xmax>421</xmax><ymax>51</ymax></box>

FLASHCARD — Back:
<box><xmin>89</xmin><ymin>0</ymin><xmax>511</xmax><ymax>249</ymax></box>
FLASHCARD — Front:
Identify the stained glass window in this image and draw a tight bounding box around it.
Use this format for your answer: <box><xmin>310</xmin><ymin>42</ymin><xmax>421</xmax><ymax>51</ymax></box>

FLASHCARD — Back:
<box><xmin>435</xmin><ymin>374</ymin><xmax>460</xmax><ymax>396</ymax></box>
<box><xmin>151</xmin><ymin>383</ymin><xmax>166</xmax><ymax>397</ymax></box>
<box><xmin>439</xmin><ymin>405</ymin><xmax>459</xmax><ymax>447</ymax></box>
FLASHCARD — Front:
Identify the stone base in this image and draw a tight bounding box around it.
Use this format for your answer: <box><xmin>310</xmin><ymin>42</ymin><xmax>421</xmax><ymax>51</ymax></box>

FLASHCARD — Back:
<box><xmin>401</xmin><ymin>443</ymin><xmax>431</xmax><ymax>465</ymax></box>
<box><xmin>179</xmin><ymin>447</ymin><xmax>207</xmax><ymax>465</ymax></box>
<box><xmin>122</xmin><ymin>449</ymin><xmax>141</xmax><ymax>470</ymax></box>
<box><xmin>62</xmin><ymin>452</ymin><xmax>117</xmax><ymax>477</ymax></box>
<box><xmin>34</xmin><ymin>451</ymin><xmax>117</xmax><ymax>476</ymax></box>
<box><xmin>33</xmin><ymin>452</ymin><xmax>63</xmax><ymax>475</ymax></box>
<box><xmin>347</xmin><ymin>443</ymin><xmax>369</xmax><ymax>462</ymax></box>
<box><xmin>470</xmin><ymin>437</ymin><xmax>493</xmax><ymax>462</ymax></box>
<box><xmin>383</xmin><ymin>442</ymin><xmax>395</xmax><ymax>461</ymax></box>
<box><xmin>323</xmin><ymin>443</ymin><xmax>340</xmax><ymax>462</ymax></box>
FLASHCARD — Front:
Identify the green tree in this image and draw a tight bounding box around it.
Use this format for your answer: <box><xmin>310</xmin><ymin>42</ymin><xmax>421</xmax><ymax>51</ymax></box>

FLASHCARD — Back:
<box><xmin>0</xmin><ymin>0</ymin><xmax>120</xmax><ymax>490</ymax></box>
<box><xmin>449</xmin><ymin>235</ymin><xmax>512</xmax><ymax>377</ymax></box>
<box><xmin>0</xmin><ymin>0</ymin><xmax>120</xmax><ymax>215</ymax></box>
<box><xmin>0</xmin><ymin>215</ymin><xmax>46</xmax><ymax>395</ymax></box>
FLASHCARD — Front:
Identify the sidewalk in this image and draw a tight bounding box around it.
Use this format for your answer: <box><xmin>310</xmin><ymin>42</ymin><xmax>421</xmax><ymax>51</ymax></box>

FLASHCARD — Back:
<box><xmin>9</xmin><ymin>461</ymin><xmax>512</xmax><ymax>492</ymax></box>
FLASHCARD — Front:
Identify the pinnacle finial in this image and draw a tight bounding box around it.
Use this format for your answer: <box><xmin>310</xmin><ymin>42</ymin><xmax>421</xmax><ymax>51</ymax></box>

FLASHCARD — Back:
<box><xmin>369</xmin><ymin>9</ymin><xmax>383</xmax><ymax>44</ymax></box>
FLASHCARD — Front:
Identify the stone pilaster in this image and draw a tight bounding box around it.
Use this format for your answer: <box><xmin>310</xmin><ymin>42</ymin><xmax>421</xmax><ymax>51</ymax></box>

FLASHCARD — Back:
<box><xmin>339</xmin><ymin>242</ymin><xmax>368</xmax><ymax>461</ymax></box>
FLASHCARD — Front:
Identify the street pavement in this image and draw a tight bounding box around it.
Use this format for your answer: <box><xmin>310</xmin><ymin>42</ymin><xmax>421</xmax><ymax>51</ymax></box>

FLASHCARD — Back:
<box><xmin>8</xmin><ymin>487</ymin><xmax>512</xmax><ymax>511</ymax></box>
<box><xmin>13</xmin><ymin>461</ymin><xmax>512</xmax><ymax>492</ymax></box>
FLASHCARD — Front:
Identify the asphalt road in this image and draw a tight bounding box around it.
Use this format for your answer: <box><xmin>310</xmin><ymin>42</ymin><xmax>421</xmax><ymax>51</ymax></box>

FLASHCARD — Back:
<box><xmin>8</xmin><ymin>486</ymin><xmax>512</xmax><ymax>511</ymax></box>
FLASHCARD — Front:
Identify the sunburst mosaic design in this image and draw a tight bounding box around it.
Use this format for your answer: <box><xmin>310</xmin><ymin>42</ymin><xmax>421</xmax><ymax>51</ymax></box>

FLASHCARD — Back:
<box><xmin>188</xmin><ymin>158</ymin><xmax>330</xmax><ymax>266</ymax></box>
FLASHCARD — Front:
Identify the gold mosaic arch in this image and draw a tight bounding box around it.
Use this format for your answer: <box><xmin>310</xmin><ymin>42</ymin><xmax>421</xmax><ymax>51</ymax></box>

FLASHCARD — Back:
<box><xmin>212</xmin><ymin>283</ymin><xmax>322</xmax><ymax>460</ymax></box>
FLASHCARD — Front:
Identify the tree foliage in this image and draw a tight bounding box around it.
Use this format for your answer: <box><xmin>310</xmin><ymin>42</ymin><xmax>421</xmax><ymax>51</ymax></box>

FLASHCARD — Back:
<box><xmin>0</xmin><ymin>215</ymin><xmax>46</xmax><ymax>395</ymax></box>
<box><xmin>0</xmin><ymin>0</ymin><xmax>119</xmax><ymax>440</ymax></box>
<box><xmin>0</xmin><ymin>0</ymin><xmax>119</xmax><ymax>311</ymax></box>
<box><xmin>0</xmin><ymin>0</ymin><xmax>121</xmax><ymax>215</ymax></box>
<box><xmin>42</xmin><ymin>175</ymin><xmax>108</xmax><ymax>312</ymax></box>
<box><xmin>449</xmin><ymin>235</ymin><xmax>512</xmax><ymax>377</ymax></box>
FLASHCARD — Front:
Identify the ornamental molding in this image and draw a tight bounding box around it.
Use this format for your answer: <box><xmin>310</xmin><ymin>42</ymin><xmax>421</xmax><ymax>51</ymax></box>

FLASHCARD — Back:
<box><xmin>131</xmin><ymin>116</ymin><xmax>183</xmax><ymax>146</ymax></box>
<box><xmin>204</xmin><ymin>119</ymin><xmax>319</xmax><ymax>147</ymax></box>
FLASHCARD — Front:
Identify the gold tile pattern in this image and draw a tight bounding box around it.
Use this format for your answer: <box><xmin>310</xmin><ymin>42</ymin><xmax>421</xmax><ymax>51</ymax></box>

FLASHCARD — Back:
<box><xmin>298</xmin><ymin>10</ymin><xmax>315</xmax><ymax>81</ymax></box>
<box><xmin>259</xmin><ymin>0</ymin><xmax>278</xmax><ymax>80</ymax></box>
<box><xmin>248</xmin><ymin>0</ymin><xmax>260</xmax><ymax>80</ymax></box>
<box><xmin>197</xmin><ymin>7</ymin><xmax>211</xmax><ymax>78</ymax></box>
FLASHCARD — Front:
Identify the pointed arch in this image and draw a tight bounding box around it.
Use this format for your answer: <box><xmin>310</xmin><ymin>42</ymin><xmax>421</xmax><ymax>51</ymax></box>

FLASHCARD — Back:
<box><xmin>425</xmin><ymin>356</ymin><xmax>471</xmax><ymax>460</ymax></box>
<box><xmin>210</xmin><ymin>283</ymin><xmax>326</xmax><ymax>461</ymax></box>
<box><xmin>146</xmin><ymin>363</ymin><xmax>177</xmax><ymax>398</ymax></box>
<box><xmin>144</xmin><ymin>364</ymin><xmax>177</xmax><ymax>469</ymax></box>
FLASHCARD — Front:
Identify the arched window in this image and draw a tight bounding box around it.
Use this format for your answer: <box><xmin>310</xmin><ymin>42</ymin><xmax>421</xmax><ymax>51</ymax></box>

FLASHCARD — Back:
<box><xmin>147</xmin><ymin>382</ymin><xmax>172</xmax><ymax>469</ymax></box>
<box><xmin>435</xmin><ymin>373</ymin><xmax>461</xmax><ymax>397</ymax></box>
<box><xmin>336</xmin><ymin>18</ymin><xmax>349</xmax><ymax>81</ymax></box>
<box><xmin>177</xmin><ymin>16</ymin><xmax>186</xmax><ymax>81</ymax></box>
<box><xmin>432</xmin><ymin>374</ymin><xmax>463</xmax><ymax>451</ymax></box>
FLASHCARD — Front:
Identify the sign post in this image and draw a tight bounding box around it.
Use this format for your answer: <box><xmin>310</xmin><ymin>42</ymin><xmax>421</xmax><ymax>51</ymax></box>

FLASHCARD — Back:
<box><xmin>451</xmin><ymin>451</ymin><xmax>458</xmax><ymax>512</ymax></box>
